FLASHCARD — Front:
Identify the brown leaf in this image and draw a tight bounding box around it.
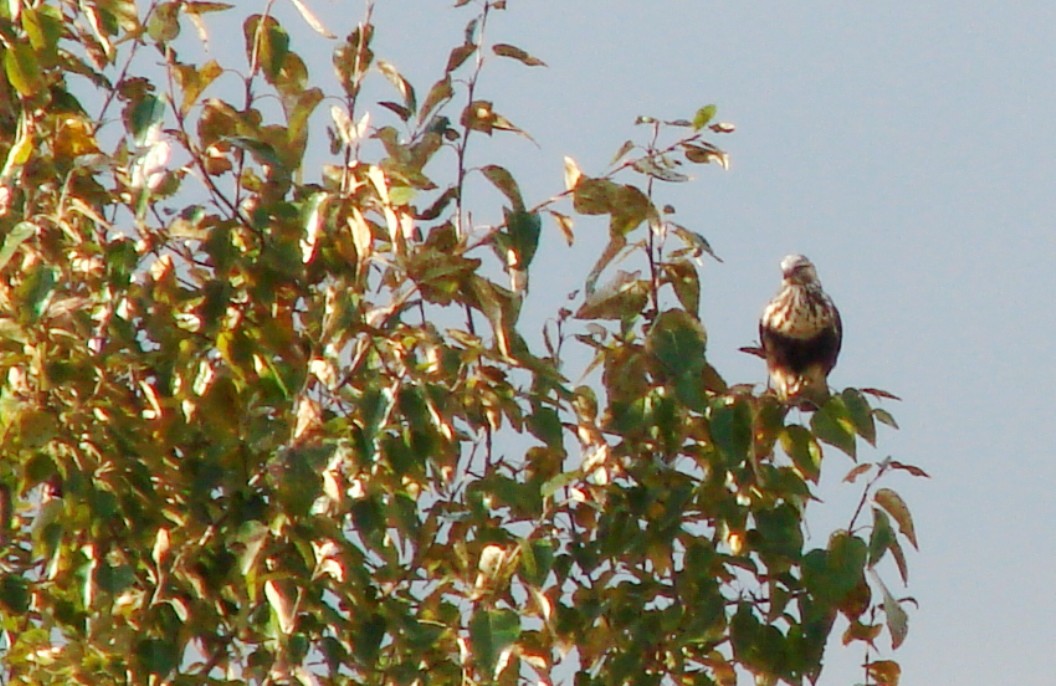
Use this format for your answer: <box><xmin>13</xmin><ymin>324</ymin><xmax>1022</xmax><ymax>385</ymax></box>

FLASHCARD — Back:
<box><xmin>843</xmin><ymin>463</ymin><xmax>873</xmax><ymax>483</ymax></box>
<box><xmin>446</xmin><ymin>42</ymin><xmax>476</xmax><ymax>73</ymax></box>
<box><xmin>492</xmin><ymin>43</ymin><xmax>546</xmax><ymax>67</ymax></box>
<box><xmin>867</xmin><ymin>659</ymin><xmax>902</xmax><ymax>686</ymax></box>
<box><xmin>548</xmin><ymin>210</ymin><xmax>574</xmax><ymax>246</ymax></box>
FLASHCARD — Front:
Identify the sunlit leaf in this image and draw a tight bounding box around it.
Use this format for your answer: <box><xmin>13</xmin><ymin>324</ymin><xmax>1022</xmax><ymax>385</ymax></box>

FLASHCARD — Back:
<box><xmin>632</xmin><ymin>156</ymin><xmax>689</xmax><ymax>182</ymax></box>
<box><xmin>378</xmin><ymin>59</ymin><xmax>417</xmax><ymax>116</ymax></box>
<box><xmin>662</xmin><ymin>259</ymin><xmax>700</xmax><ymax>314</ymax></box>
<box><xmin>288</xmin><ymin>0</ymin><xmax>335</xmax><ymax>38</ymax></box>
<box><xmin>575</xmin><ymin>270</ymin><xmax>647</xmax><ymax>320</ymax></box>
<box><xmin>842</xmin><ymin>462</ymin><xmax>873</xmax><ymax>483</ymax></box>
<box><xmin>174</xmin><ymin>59</ymin><xmax>222</xmax><ymax>115</ymax></box>
<box><xmin>811</xmin><ymin>397</ymin><xmax>857</xmax><ymax>459</ymax></box>
<box><xmin>867</xmin><ymin>659</ymin><xmax>902</xmax><ymax>686</ymax></box>
<box><xmin>548</xmin><ymin>210</ymin><xmax>574</xmax><ymax>246</ymax></box>
<box><xmin>781</xmin><ymin>425</ymin><xmax>822</xmax><ymax>483</ymax></box>
<box><xmin>470</xmin><ymin>609</ymin><xmax>520</xmax><ymax>677</ymax></box>
<box><xmin>842</xmin><ymin>388</ymin><xmax>877</xmax><ymax>445</ymax></box>
<box><xmin>0</xmin><ymin>222</ymin><xmax>36</xmax><ymax>272</ymax></box>
<box><xmin>710</xmin><ymin>399</ymin><xmax>751</xmax><ymax>467</ymax></box>
<box><xmin>419</xmin><ymin>75</ymin><xmax>454</xmax><ymax>124</ymax></box>
<box><xmin>446</xmin><ymin>42</ymin><xmax>476</xmax><ymax>73</ymax></box>
<box><xmin>147</xmin><ymin>1</ymin><xmax>180</xmax><ymax>42</ymax></box>
<box><xmin>245</xmin><ymin>14</ymin><xmax>289</xmax><ymax>80</ymax></box>
<box><xmin>692</xmin><ymin>104</ymin><xmax>718</xmax><ymax>130</ymax></box>
<box><xmin>874</xmin><ymin>488</ymin><xmax>918</xmax><ymax>549</ymax></box>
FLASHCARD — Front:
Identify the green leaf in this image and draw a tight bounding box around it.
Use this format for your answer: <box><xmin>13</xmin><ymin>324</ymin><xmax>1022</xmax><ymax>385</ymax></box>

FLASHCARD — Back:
<box><xmin>174</xmin><ymin>59</ymin><xmax>223</xmax><ymax>115</ymax></box>
<box><xmin>0</xmin><ymin>222</ymin><xmax>36</xmax><ymax>273</ymax></box>
<box><xmin>15</xmin><ymin>264</ymin><xmax>56</xmax><ymax>324</ymax></box>
<box><xmin>780</xmin><ymin>425</ymin><xmax>822</xmax><ymax>483</ymax></box>
<box><xmin>419</xmin><ymin>75</ymin><xmax>454</xmax><ymax>124</ymax></box>
<box><xmin>135</xmin><ymin>638</ymin><xmax>179</xmax><ymax>677</ymax></box>
<box><xmin>127</xmin><ymin>94</ymin><xmax>166</xmax><ymax>145</ymax></box>
<box><xmin>868</xmin><ymin>507</ymin><xmax>896</xmax><ymax>567</ymax></box>
<box><xmin>245</xmin><ymin>14</ymin><xmax>289</xmax><ymax>81</ymax></box>
<box><xmin>646</xmin><ymin>309</ymin><xmax>707</xmax><ymax>379</ymax></box>
<box><xmin>571</xmin><ymin>177</ymin><xmax>619</xmax><ymax>215</ymax></box>
<box><xmin>574</xmin><ymin>271</ymin><xmax>648</xmax><ymax>321</ymax></box>
<box><xmin>803</xmin><ymin>532</ymin><xmax>868</xmax><ymax>608</ymax></box>
<box><xmin>810</xmin><ymin>397</ymin><xmax>857</xmax><ymax>459</ymax></box>
<box><xmin>710</xmin><ymin>399</ymin><xmax>751</xmax><ymax>467</ymax></box>
<box><xmin>0</xmin><ymin>574</ymin><xmax>30</xmax><ymax>613</ymax></box>
<box><xmin>874</xmin><ymin>487</ymin><xmax>919</xmax><ymax>550</ymax></box>
<box><xmin>527</xmin><ymin>406</ymin><xmax>563</xmax><ymax>450</ymax></box>
<box><xmin>841</xmin><ymin>388</ymin><xmax>877</xmax><ymax>445</ymax></box>
<box><xmin>147</xmin><ymin>1</ymin><xmax>180</xmax><ymax>42</ymax></box>
<box><xmin>504</xmin><ymin>209</ymin><xmax>541</xmax><ymax>270</ymax></box>
<box><xmin>470</xmin><ymin>608</ymin><xmax>521</xmax><ymax>678</ymax></box>
<box><xmin>482</xmin><ymin>165</ymin><xmax>525</xmax><ymax>211</ymax></box>
<box><xmin>753</xmin><ymin>503</ymin><xmax>804</xmax><ymax>563</ymax></box>
<box><xmin>873</xmin><ymin>407</ymin><xmax>900</xmax><ymax>429</ymax></box>
<box><xmin>693</xmin><ymin>104</ymin><xmax>718</xmax><ymax>130</ymax></box>
<box><xmin>519</xmin><ymin>539</ymin><xmax>554</xmax><ymax>586</ymax></box>
<box><xmin>662</xmin><ymin>259</ymin><xmax>700</xmax><ymax>314</ymax></box>
<box><xmin>4</xmin><ymin>41</ymin><xmax>42</xmax><ymax>96</ymax></box>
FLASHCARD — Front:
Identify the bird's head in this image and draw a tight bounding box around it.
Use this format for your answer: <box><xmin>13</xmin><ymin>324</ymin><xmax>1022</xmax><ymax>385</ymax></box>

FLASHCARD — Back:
<box><xmin>780</xmin><ymin>254</ymin><xmax>820</xmax><ymax>285</ymax></box>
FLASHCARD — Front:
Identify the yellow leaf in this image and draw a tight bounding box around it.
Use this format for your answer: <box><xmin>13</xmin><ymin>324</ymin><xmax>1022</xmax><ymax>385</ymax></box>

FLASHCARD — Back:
<box><xmin>874</xmin><ymin>487</ymin><xmax>918</xmax><ymax>549</ymax></box>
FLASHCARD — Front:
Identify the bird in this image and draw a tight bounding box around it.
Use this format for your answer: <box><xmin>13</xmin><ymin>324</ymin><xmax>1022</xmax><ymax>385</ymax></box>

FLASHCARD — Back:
<box><xmin>759</xmin><ymin>254</ymin><xmax>842</xmax><ymax>404</ymax></box>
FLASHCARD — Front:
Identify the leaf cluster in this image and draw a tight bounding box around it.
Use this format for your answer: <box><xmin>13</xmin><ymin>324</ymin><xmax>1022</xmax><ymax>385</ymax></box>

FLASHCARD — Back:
<box><xmin>0</xmin><ymin>3</ymin><xmax>923</xmax><ymax>686</ymax></box>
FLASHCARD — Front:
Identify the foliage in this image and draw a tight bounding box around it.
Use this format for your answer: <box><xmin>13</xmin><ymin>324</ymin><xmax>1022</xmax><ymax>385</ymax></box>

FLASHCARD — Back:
<box><xmin>0</xmin><ymin>1</ymin><xmax>925</xmax><ymax>685</ymax></box>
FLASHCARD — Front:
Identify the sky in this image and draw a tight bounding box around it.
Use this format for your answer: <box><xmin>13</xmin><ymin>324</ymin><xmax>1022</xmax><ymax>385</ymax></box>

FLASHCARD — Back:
<box><xmin>233</xmin><ymin>1</ymin><xmax>1056</xmax><ymax>683</ymax></box>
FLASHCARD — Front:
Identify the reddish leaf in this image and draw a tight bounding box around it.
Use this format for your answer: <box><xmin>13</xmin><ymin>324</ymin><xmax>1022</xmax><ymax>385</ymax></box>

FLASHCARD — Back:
<box><xmin>889</xmin><ymin>460</ymin><xmax>931</xmax><ymax>478</ymax></box>
<box><xmin>861</xmin><ymin>387</ymin><xmax>902</xmax><ymax>401</ymax></box>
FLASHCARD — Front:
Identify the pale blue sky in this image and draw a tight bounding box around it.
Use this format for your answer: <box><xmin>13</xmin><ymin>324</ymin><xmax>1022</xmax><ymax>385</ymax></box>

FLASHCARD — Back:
<box><xmin>254</xmin><ymin>2</ymin><xmax>1056</xmax><ymax>683</ymax></box>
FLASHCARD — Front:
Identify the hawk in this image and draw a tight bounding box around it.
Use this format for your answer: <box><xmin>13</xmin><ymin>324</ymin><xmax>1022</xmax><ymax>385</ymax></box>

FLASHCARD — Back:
<box><xmin>760</xmin><ymin>254</ymin><xmax>842</xmax><ymax>403</ymax></box>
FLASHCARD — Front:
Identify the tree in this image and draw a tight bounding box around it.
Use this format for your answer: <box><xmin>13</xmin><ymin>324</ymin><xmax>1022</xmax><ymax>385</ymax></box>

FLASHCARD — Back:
<box><xmin>0</xmin><ymin>2</ymin><xmax>925</xmax><ymax>684</ymax></box>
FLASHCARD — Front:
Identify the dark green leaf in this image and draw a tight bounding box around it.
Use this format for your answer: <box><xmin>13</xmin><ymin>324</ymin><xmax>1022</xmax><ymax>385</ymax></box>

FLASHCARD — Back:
<box><xmin>0</xmin><ymin>574</ymin><xmax>30</xmax><ymax>613</ymax></box>
<box><xmin>470</xmin><ymin>609</ymin><xmax>520</xmax><ymax>678</ymax></box>
<box><xmin>710</xmin><ymin>399</ymin><xmax>751</xmax><ymax>467</ymax></box>
<box><xmin>868</xmin><ymin>507</ymin><xmax>896</xmax><ymax>567</ymax></box>
<box><xmin>135</xmin><ymin>638</ymin><xmax>179</xmax><ymax>676</ymax></box>
<box><xmin>646</xmin><ymin>309</ymin><xmax>707</xmax><ymax>379</ymax></box>
<box><xmin>15</xmin><ymin>264</ymin><xmax>56</xmax><ymax>324</ymax></box>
